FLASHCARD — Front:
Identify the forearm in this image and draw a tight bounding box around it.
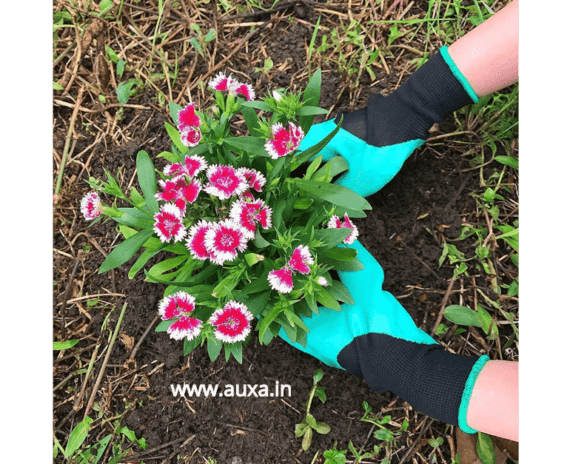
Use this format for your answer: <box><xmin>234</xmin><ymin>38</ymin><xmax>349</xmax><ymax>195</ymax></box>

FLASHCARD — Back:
<box><xmin>466</xmin><ymin>360</ymin><xmax>519</xmax><ymax>441</ymax></box>
<box><xmin>448</xmin><ymin>0</ymin><xmax>519</xmax><ymax>97</ymax></box>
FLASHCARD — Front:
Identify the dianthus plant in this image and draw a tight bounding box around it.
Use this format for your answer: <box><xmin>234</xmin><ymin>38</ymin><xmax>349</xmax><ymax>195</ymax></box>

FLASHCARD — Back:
<box><xmin>83</xmin><ymin>70</ymin><xmax>371</xmax><ymax>363</ymax></box>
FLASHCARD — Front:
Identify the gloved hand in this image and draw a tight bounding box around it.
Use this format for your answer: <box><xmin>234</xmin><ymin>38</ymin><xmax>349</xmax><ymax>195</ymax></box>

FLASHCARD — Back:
<box><xmin>279</xmin><ymin>240</ymin><xmax>489</xmax><ymax>434</ymax></box>
<box><xmin>299</xmin><ymin>46</ymin><xmax>479</xmax><ymax>197</ymax></box>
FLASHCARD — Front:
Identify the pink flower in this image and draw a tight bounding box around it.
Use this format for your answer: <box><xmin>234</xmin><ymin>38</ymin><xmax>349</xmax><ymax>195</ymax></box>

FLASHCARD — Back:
<box><xmin>229</xmin><ymin>200</ymin><xmax>272</xmax><ymax>239</ymax></box>
<box><xmin>288</xmin><ymin>245</ymin><xmax>314</xmax><ymax>275</ymax></box>
<box><xmin>180</xmin><ymin>126</ymin><xmax>201</xmax><ymax>147</ymax></box>
<box><xmin>264</xmin><ymin>122</ymin><xmax>304</xmax><ymax>159</ymax></box>
<box><xmin>240</xmin><ymin>190</ymin><xmax>256</xmax><ymax>202</ymax></box>
<box><xmin>158</xmin><ymin>292</ymin><xmax>203</xmax><ymax>341</ymax></box>
<box><xmin>229</xmin><ymin>81</ymin><xmax>255</xmax><ymax>101</ymax></box>
<box><xmin>327</xmin><ymin>213</ymin><xmax>359</xmax><ymax>245</ymax></box>
<box><xmin>158</xmin><ymin>291</ymin><xmax>196</xmax><ymax>320</ymax></box>
<box><xmin>164</xmin><ymin>155</ymin><xmax>208</xmax><ymax>180</ymax></box>
<box><xmin>204</xmin><ymin>165</ymin><xmax>248</xmax><ymax>200</ymax></box>
<box><xmin>178</xmin><ymin>103</ymin><xmax>201</xmax><ymax>130</ymax></box>
<box><xmin>186</xmin><ymin>220</ymin><xmax>213</xmax><ymax>260</ymax></box>
<box><xmin>204</xmin><ymin>220</ymin><xmax>248</xmax><ymax>265</ymax></box>
<box><xmin>209</xmin><ymin>300</ymin><xmax>254</xmax><ymax>343</ymax></box>
<box><xmin>80</xmin><ymin>192</ymin><xmax>102</xmax><ymax>220</ymax></box>
<box><xmin>237</xmin><ymin>167</ymin><xmax>266</xmax><ymax>192</ymax></box>
<box><xmin>318</xmin><ymin>277</ymin><xmax>329</xmax><ymax>287</ymax></box>
<box><xmin>155</xmin><ymin>178</ymin><xmax>201</xmax><ymax>215</ymax></box>
<box><xmin>153</xmin><ymin>203</ymin><xmax>187</xmax><ymax>243</ymax></box>
<box><xmin>208</xmin><ymin>72</ymin><xmax>236</xmax><ymax>92</ymax></box>
<box><xmin>268</xmin><ymin>267</ymin><xmax>294</xmax><ymax>294</ymax></box>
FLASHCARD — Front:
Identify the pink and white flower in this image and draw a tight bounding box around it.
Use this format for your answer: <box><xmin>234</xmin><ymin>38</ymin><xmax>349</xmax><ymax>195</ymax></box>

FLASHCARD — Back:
<box><xmin>237</xmin><ymin>167</ymin><xmax>266</xmax><ymax>192</ymax></box>
<box><xmin>158</xmin><ymin>291</ymin><xmax>196</xmax><ymax>320</ymax></box>
<box><xmin>229</xmin><ymin>81</ymin><xmax>255</xmax><ymax>101</ymax></box>
<box><xmin>327</xmin><ymin>213</ymin><xmax>359</xmax><ymax>245</ymax></box>
<box><xmin>288</xmin><ymin>245</ymin><xmax>314</xmax><ymax>275</ymax></box>
<box><xmin>204</xmin><ymin>219</ymin><xmax>248</xmax><ymax>265</ymax></box>
<box><xmin>186</xmin><ymin>220</ymin><xmax>213</xmax><ymax>261</ymax></box>
<box><xmin>264</xmin><ymin>122</ymin><xmax>305</xmax><ymax>159</ymax></box>
<box><xmin>158</xmin><ymin>291</ymin><xmax>203</xmax><ymax>341</ymax></box>
<box><xmin>80</xmin><ymin>192</ymin><xmax>103</xmax><ymax>220</ymax></box>
<box><xmin>318</xmin><ymin>276</ymin><xmax>329</xmax><ymax>287</ymax></box>
<box><xmin>180</xmin><ymin>126</ymin><xmax>201</xmax><ymax>147</ymax></box>
<box><xmin>209</xmin><ymin>300</ymin><xmax>254</xmax><ymax>343</ymax></box>
<box><xmin>240</xmin><ymin>190</ymin><xmax>256</xmax><ymax>202</ymax></box>
<box><xmin>178</xmin><ymin>102</ymin><xmax>201</xmax><ymax>130</ymax></box>
<box><xmin>153</xmin><ymin>203</ymin><xmax>187</xmax><ymax>243</ymax></box>
<box><xmin>268</xmin><ymin>267</ymin><xmax>294</xmax><ymax>294</ymax></box>
<box><xmin>208</xmin><ymin>72</ymin><xmax>236</xmax><ymax>92</ymax></box>
<box><xmin>204</xmin><ymin>165</ymin><xmax>248</xmax><ymax>200</ymax></box>
<box><xmin>155</xmin><ymin>178</ymin><xmax>201</xmax><ymax>215</ymax></box>
<box><xmin>164</xmin><ymin>154</ymin><xmax>208</xmax><ymax>180</ymax></box>
<box><xmin>229</xmin><ymin>200</ymin><xmax>272</xmax><ymax>239</ymax></box>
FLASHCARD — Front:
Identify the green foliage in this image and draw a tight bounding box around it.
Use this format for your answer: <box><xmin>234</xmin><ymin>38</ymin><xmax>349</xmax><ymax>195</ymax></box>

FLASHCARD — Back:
<box><xmin>295</xmin><ymin>370</ymin><xmax>330</xmax><ymax>451</ymax></box>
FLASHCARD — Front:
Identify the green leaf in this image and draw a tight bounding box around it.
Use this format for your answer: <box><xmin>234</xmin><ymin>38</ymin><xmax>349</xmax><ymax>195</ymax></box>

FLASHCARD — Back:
<box><xmin>258</xmin><ymin>305</ymin><xmax>282</xmax><ymax>344</ymax></box>
<box><xmin>295</xmin><ymin>423</ymin><xmax>307</xmax><ymax>437</ymax></box>
<box><xmin>136</xmin><ymin>151</ymin><xmax>158</xmax><ymax>213</ymax></box>
<box><xmin>305</xmin><ymin>413</ymin><xmax>317</xmax><ymax>428</ymax></box>
<box><xmin>316</xmin><ymin>288</ymin><xmax>341</xmax><ymax>311</ymax></box>
<box><xmin>128</xmin><ymin>247</ymin><xmax>161</xmax><ymax>279</ymax></box>
<box><xmin>114</xmin><ymin>207</ymin><xmax>154</xmax><ymax>229</ymax></box>
<box><xmin>53</xmin><ymin>81</ymin><xmax>64</xmax><ymax>90</ymax></box>
<box><xmin>294</xmin><ymin>198</ymin><xmax>314</xmax><ymax>210</ymax></box>
<box><xmin>223</xmin><ymin>136</ymin><xmax>267</xmax><ymax>157</ymax></box>
<box><xmin>53</xmin><ymin>339</ymin><xmax>80</xmax><ymax>351</ymax></box>
<box><xmin>494</xmin><ymin>155</ymin><xmax>518</xmax><ymax>169</ymax></box>
<box><xmin>302</xmin><ymin>427</ymin><xmax>313</xmax><ymax>451</ymax></box>
<box><xmin>148</xmin><ymin>255</ymin><xmax>188</xmax><ymax>277</ymax></box>
<box><xmin>155</xmin><ymin>319</ymin><xmax>175</xmax><ymax>332</ymax></box>
<box><xmin>168</xmin><ymin>101</ymin><xmax>184</xmax><ymax>125</ymax></box>
<box><xmin>253</xmin><ymin>229</ymin><xmax>271</xmax><ymax>248</ymax></box>
<box><xmin>313</xmin><ymin>228</ymin><xmax>352</xmax><ymax>250</ymax></box>
<box><xmin>184</xmin><ymin>336</ymin><xmax>201</xmax><ymax>356</ymax></box>
<box><xmin>117</xmin><ymin>80</ymin><xmax>135</xmax><ymax>105</ymax></box>
<box><xmin>428</xmin><ymin>437</ymin><xmax>444</xmax><ymax>448</ymax></box>
<box><xmin>295</xmin><ymin>179</ymin><xmax>371</xmax><ymax>211</ymax></box>
<box><xmin>476</xmin><ymin>432</ymin><xmax>496</xmax><ymax>464</ymax></box>
<box><xmin>313</xmin><ymin>369</ymin><xmax>324</xmax><ymax>383</ymax></box>
<box><xmin>244</xmin><ymin>253</ymin><xmax>264</xmax><ymax>266</ymax></box>
<box><xmin>315</xmin><ymin>422</ymin><xmax>331</xmax><ymax>434</ymax></box>
<box><xmin>165</xmin><ymin>121</ymin><xmax>187</xmax><ymax>153</ymax></box>
<box><xmin>476</xmin><ymin>305</ymin><xmax>493</xmax><ymax>334</ymax></box>
<box><xmin>313</xmin><ymin>156</ymin><xmax>349</xmax><ymax>180</ymax></box>
<box><xmin>443</xmin><ymin>305</ymin><xmax>482</xmax><ymax>327</ymax></box>
<box><xmin>157</xmin><ymin>151</ymin><xmax>181</xmax><ymax>163</ymax></box>
<box><xmin>116</xmin><ymin>59</ymin><xmax>125</xmax><ymax>78</ymax></box>
<box><xmin>374</xmin><ymin>428</ymin><xmax>394</xmax><ymax>441</ymax></box>
<box><xmin>204</xmin><ymin>28</ymin><xmax>216</xmax><ymax>43</ymax></box>
<box><xmin>207</xmin><ymin>337</ymin><xmax>223</xmax><ymax>362</ymax></box>
<box><xmin>328</xmin><ymin>280</ymin><xmax>355</xmax><ymax>305</ymax></box>
<box><xmin>304</xmin><ymin>154</ymin><xmax>322</xmax><ymax>180</ymax></box>
<box><xmin>64</xmin><ymin>417</ymin><xmax>93</xmax><ymax>458</ymax></box>
<box><xmin>321</xmin><ymin>247</ymin><xmax>357</xmax><ymax>261</ymax></box>
<box><xmin>99</xmin><ymin>229</ymin><xmax>154</xmax><ymax>273</ymax></box>
<box><xmin>315</xmin><ymin>386</ymin><xmax>326</xmax><ymax>403</ymax></box>
<box><xmin>300</xmin><ymin>69</ymin><xmax>322</xmax><ymax>133</ymax></box>
<box><xmin>297</xmin><ymin>106</ymin><xmax>329</xmax><ymax>116</ymax></box>
<box><xmin>240</xmin><ymin>100</ymin><xmax>273</xmax><ymax>112</ymax></box>
<box><xmin>240</xmin><ymin>105</ymin><xmax>263</xmax><ymax>137</ymax></box>
<box><xmin>320</xmin><ymin>255</ymin><xmax>364</xmax><ymax>272</ymax></box>
<box><xmin>388</xmin><ymin>24</ymin><xmax>402</xmax><ymax>45</ymax></box>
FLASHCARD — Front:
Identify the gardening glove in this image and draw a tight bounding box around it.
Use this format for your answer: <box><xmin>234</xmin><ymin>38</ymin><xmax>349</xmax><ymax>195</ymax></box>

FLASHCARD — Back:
<box><xmin>279</xmin><ymin>240</ymin><xmax>489</xmax><ymax>434</ymax></box>
<box><xmin>299</xmin><ymin>46</ymin><xmax>479</xmax><ymax>197</ymax></box>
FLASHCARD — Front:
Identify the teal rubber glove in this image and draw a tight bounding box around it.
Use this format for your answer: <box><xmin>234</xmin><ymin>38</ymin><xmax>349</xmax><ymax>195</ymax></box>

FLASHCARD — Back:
<box><xmin>279</xmin><ymin>240</ymin><xmax>489</xmax><ymax>433</ymax></box>
<box><xmin>299</xmin><ymin>46</ymin><xmax>479</xmax><ymax>197</ymax></box>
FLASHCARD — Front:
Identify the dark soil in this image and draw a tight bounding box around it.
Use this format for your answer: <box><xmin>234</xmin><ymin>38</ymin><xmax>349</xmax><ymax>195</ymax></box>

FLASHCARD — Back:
<box><xmin>53</xmin><ymin>2</ymin><xmax>518</xmax><ymax>462</ymax></box>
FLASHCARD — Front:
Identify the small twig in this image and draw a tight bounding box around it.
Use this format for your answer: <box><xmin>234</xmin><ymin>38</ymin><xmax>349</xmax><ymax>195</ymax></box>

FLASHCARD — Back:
<box><xmin>73</xmin><ymin>339</ymin><xmax>102</xmax><ymax>411</ymax></box>
<box><xmin>431</xmin><ymin>277</ymin><xmax>456</xmax><ymax>337</ymax></box>
<box><xmin>397</xmin><ymin>418</ymin><xmax>433</xmax><ymax>464</ymax></box>
<box><xmin>128</xmin><ymin>315</ymin><xmax>160</xmax><ymax>361</ymax></box>
<box><xmin>59</xmin><ymin>252</ymin><xmax>83</xmax><ymax>337</ymax></box>
<box><xmin>55</xmin><ymin>87</ymin><xmax>84</xmax><ymax>195</ymax></box>
<box><xmin>84</xmin><ymin>302</ymin><xmax>128</xmax><ymax>419</ymax></box>
<box><xmin>125</xmin><ymin>436</ymin><xmax>188</xmax><ymax>461</ymax></box>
